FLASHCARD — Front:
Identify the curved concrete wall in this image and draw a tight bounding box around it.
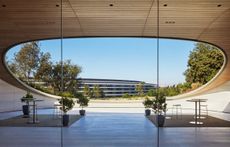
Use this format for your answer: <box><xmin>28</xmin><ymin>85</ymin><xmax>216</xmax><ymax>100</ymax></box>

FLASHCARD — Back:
<box><xmin>167</xmin><ymin>90</ymin><xmax>230</xmax><ymax>114</ymax></box>
<box><xmin>0</xmin><ymin>79</ymin><xmax>55</xmax><ymax>112</ymax></box>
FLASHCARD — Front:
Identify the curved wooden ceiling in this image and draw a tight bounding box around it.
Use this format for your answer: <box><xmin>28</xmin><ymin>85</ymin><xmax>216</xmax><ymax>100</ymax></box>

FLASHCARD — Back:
<box><xmin>0</xmin><ymin>0</ymin><xmax>230</xmax><ymax>96</ymax></box>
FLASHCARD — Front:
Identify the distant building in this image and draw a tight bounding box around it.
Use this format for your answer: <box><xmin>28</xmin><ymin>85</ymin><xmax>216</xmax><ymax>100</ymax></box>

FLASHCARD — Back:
<box><xmin>77</xmin><ymin>78</ymin><xmax>156</xmax><ymax>97</ymax></box>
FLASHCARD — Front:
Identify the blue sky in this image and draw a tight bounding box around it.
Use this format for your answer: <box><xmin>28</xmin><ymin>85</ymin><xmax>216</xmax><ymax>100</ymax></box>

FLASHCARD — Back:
<box><xmin>6</xmin><ymin>38</ymin><xmax>195</xmax><ymax>86</ymax></box>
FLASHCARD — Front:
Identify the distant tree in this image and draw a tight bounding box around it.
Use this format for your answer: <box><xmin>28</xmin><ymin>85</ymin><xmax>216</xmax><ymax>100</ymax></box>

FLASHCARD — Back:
<box><xmin>7</xmin><ymin>42</ymin><xmax>83</xmax><ymax>96</ymax></box>
<box><xmin>135</xmin><ymin>82</ymin><xmax>145</xmax><ymax>96</ymax></box>
<box><xmin>176</xmin><ymin>82</ymin><xmax>191</xmax><ymax>93</ymax></box>
<box><xmin>51</xmin><ymin>60</ymin><xmax>81</xmax><ymax>94</ymax></box>
<box><xmin>13</xmin><ymin>41</ymin><xmax>40</xmax><ymax>80</ymax></box>
<box><xmin>92</xmin><ymin>85</ymin><xmax>104</xmax><ymax>98</ymax></box>
<box><xmin>154</xmin><ymin>83</ymin><xmax>193</xmax><ymax>97</ymax></box>
<box><xmin>166</xmin><ymin>85</ymin><xmax>180</xmax><ymax>96</ymax></box>
<box><xmin>35</xmin><ymin>52</ymin><xmax>52</xmax><ymax>82</ymax></box>
<box><xmin>147</xmin><ymin>89</ymin><xmax>156</xmax><ymax>97</ymax></box>
<box><xmin>83</xmin><ymin>85</ymin><xmax>92</xmax><ymax>98</ymax></box>
<box><xmin>158</xmin><ymin>87</ymin><xmax>168</xmax><ymax>97</ymax></box>
<box><xmin>7</xmin><ymin>60</ymin><xmax>19</xmax><ymax>76</ymax></box>
<box><xmin>184</xmin><ymin>43</ymin><xmax>224</xmax><ymax>85</ymax></box>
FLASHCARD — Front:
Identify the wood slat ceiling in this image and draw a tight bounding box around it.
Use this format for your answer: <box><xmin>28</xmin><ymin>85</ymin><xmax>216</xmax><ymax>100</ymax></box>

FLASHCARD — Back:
<box><xmin>0</xmin><ymin>0</ymin><xmax>230</xmax><ymax>96</ymax></box>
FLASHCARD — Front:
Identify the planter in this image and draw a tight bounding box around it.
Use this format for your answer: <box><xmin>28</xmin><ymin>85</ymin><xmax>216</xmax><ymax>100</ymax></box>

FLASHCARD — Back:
<box><xmin>79</xmin><ymin>110</ymin><xmax>86</xmax><ymax>116</ymax></box>
<box><xmin>22</xmin><ymin>105</ymin><xmax>29</xmax><ymax>117</ymax></box>
<box><xmin>156</xmin><ymin>114</ymin><xmax>165</xmax><ymax>127</ymax></box>
<box><xmin>145</xmin><ymin>109</ymin><xmax>151</xmax><ymax>116</ymax></box>
<box><xmin>63</xmin><ymin>114</ymin><xmax>69</xmax><ymax>126</ymax></box>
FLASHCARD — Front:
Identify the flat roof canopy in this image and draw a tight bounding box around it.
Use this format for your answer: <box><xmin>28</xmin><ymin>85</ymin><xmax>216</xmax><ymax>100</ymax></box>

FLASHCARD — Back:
<box><xmin>0</xmin><ymin>0</ymin><xmax>230</xmax><ymax>96</ymax></box>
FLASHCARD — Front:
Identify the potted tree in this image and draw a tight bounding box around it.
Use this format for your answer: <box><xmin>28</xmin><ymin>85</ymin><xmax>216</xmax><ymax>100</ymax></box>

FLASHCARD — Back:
<box><xmin>77</xmin><ymin>94</ymin><xmax>89</xmax><ymax>116</ymax></box>
<box><xmin>21</xmin><ymin>92</ymin><xmax>34</xmax><ymax>117</ymax></box>
<box><xmin>58</xmin><ymin>92</ymin><xmax>75</xmax><ymax>126</ymax></box>
<box><xmin>143</xmin><ymin>97</ymin><xmax>153</xmax><ymax>116</ymax></box>
<box><xmin>152</xmin><ymin>92</ymin><xmax>167</xmax><ymax>127</ymax></box>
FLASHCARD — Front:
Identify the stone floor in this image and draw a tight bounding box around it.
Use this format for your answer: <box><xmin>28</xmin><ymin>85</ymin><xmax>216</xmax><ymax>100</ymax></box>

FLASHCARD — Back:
<box><xmin>0</xmin><ymin>111</ymin><xmax>230</xmax><ymax>147</ymax></box>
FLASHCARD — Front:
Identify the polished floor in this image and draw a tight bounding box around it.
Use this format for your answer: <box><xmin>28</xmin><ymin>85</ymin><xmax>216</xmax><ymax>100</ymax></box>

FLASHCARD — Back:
<box><xmin>0</xmin><ymin>112</ymin><xmax>230</xmax><ymax>147</ymax></box>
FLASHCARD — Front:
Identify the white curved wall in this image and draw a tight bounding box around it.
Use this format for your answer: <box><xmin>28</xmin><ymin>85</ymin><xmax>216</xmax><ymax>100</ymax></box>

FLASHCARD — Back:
<box><xmin>167</xmin><ymin>82</ymin><xmax>230</xmax><ymax>114</ymax></box>
<box><xmin>0</xmin><ymin>79</ymin><xmax>56</xmax><ymax>112</ymax></box>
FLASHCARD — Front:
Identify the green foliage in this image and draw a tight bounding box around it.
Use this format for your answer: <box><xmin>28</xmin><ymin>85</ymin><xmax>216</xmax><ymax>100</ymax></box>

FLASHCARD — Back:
<box><xmin>59</xmin><ymin>91</ymin><xmax>74</xmax><ymax>98</ymax></box>
<box><xmin>152</xmin><ymin>93</ymin><xmax>167</xmax><ymax>115</ymax></box>
<box><xmin>143</xmin><ymin>97</ymin><xmax>153</xmax><ymax>109</ymax></box>
<box><xmin>92</xmin><ymin>85</ymin><xmax>104</xmax><ymax>98</ymax></box>
<box><xmin>24</xmin><ymin>92</ymin><xmax>33</xmax><ymax>98</ymax></box>
<box><xmin>76</xmin><ymin>94</ymin><xmax>89</xmax><ymax>110</ymax></box>
<box><xmin>163</xmin><ymin>86</ymin><xmax>180</xmax><ymax>96</ymax></box>
<box><xmin>83</xmin><ymin>85</ymin><xmax>92</xmax><ymax>98</ymax></box>
<box><xmin>74</xmin><ymin>92</ymin><xmax>84</xmax><ymax>98</ymax></box>
<box><xmin>7</xmin><ymin>61</ymin><xmax>18</xmax><ymax>75</ymax></box>
<box><xmin>29</xmin><ymin>83</ymin><xmax>54</xmax><ymax>95</ymax></box>
<box><xmin>147</xmin><ymin>89</ymin><xmax>156</xmax><ymax>97</ymax></box>
<box><xmin>147</xmin><ymin>83</ymin><xmax>192</xmax><ymax>97</ymax></box>
<box><xmin>51</xmin><ymin>60</ymin><xmax>81</xmax><ymax>94</ymax></box>
<box><xmin>184</xmin><ymin>42</ymin><xmax>224</xmax><ymax>85</ymax></box>
<box><xmin>135</xmin><ymin>82</ymin><xmax>145</xmax><ymax>96</ymax></box>
<box><xmin>35</xmin><ymin>52</ymin><xmax>52</xmax><ymax>82</ymax></box>
<box><xmin>14</xmin><ymin>42</ymin><xmax>40</xmax><ymax>79</ymax></box>
<box><xmin>21</xmin><ymin>92</ymin><xmax>34</xmax><ymax>105</ymax></box>
<box><xmin>58</xmin><ymin>92</ymin><xmax>75</xmax><ymax>114</ymax></box>
<box><xmin>7</xmin><ymin>41</ymin><xmax>82</xmax><ymax>97</ymax></box>
<box><xmin>176</xmin><ymin>82</ymin><xmax>191</xmax><ymax>93</ymax></box>
<box><xmin>122</xmin><ymin>93</ymin><xmax>132</xmax><ymax>98</ymax></box>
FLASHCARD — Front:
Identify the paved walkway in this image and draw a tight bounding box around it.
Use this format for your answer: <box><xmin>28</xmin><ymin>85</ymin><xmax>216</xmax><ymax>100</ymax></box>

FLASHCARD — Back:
<box><xmin>0</xmin><ymin>112</ymin><xmax>230</xmax><ymax>147</ymax></box>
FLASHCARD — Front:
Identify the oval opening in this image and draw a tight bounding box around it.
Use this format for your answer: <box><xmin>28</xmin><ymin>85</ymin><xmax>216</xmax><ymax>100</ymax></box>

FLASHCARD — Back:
<box><xmin>5</xmin><ymin>38</ymin><xmax>225</xmax><ymax>98</ymax></box>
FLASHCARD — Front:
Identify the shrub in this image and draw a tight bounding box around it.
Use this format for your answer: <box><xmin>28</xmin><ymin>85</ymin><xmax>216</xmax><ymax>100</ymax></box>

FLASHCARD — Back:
<box><xmin>77</xmin><ymin>94</ymin><xmax>89</xmax><ymax>110</ymax></box>
<box><xmin>143</xmin><ymin>97</ymin><xmax>153</xmax><ymax>109</ymax></box>
<box><xmin>58</xmin><ymin>92</ymin><xmax>75</xmax><ymax>114</ymax></box>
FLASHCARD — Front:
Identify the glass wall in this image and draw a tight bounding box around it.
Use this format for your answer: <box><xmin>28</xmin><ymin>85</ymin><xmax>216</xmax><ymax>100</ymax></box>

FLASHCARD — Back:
<box><xmin>0</xmin><ymin>0</ymin><xmax>63</xmax><ymax>146</ymax></box>
<box><xmin>1</xmin><ymin>0</ymin><xmax>229</xmax><ymax>147</ymax></box>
